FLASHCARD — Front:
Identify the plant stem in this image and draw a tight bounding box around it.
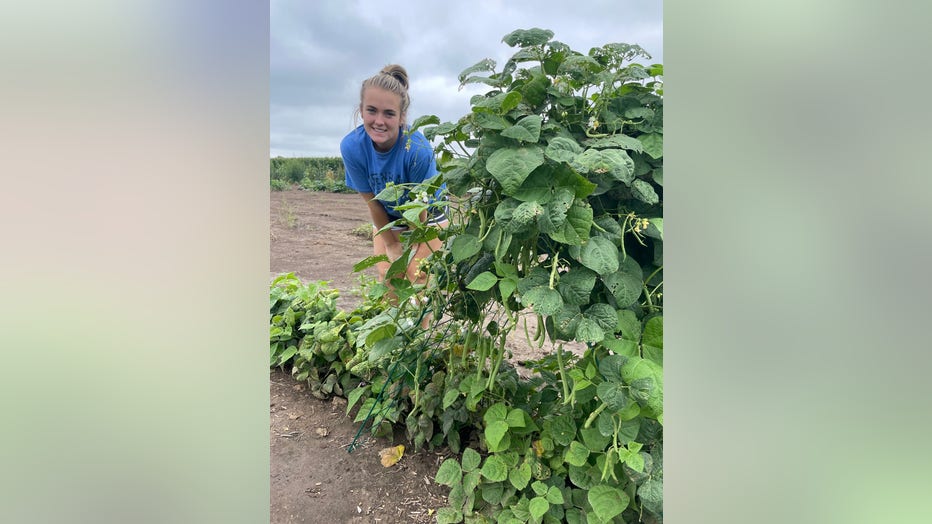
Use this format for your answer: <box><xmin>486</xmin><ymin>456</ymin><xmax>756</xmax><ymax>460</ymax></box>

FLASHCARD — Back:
<box><xmin>644</xmin><ymin>265</ymin><xmax>663</xmax><ymax>286</ymax></box>
<box><xmin>548</xmin><ymin>254</ymin><xmax>560</xmax><ymax>289</ymax></box>
<box><xmin>486</xmin><ymin>334</ymin><xmax>507</xmax><ymax>391</ymax></box>
<box><xmin>556</xmin><ymin>343</ymin><xmax>571</xmax><ymax>403</ymax></box>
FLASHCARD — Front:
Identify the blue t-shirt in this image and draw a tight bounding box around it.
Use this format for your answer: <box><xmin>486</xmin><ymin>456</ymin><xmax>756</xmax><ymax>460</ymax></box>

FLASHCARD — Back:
<box><xmin>341</xmin><ymin>125</ymin><xmax>438</xmax><ymax>219</ymax></box>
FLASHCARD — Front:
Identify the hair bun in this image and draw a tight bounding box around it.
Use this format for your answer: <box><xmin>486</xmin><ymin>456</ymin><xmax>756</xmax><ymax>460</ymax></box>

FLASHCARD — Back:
<box><xmin>380</xmin><ymin>64</ymin><xmax>409</xmax><ymax>90</ymax></box>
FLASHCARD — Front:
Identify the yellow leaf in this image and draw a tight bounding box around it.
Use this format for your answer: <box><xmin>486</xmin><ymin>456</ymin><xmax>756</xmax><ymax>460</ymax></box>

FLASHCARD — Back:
<box><xmin>532</xmin><ymin>440</ymin><xmax>544</xmax><ymax>457</ymax></box>
<box><xmin>379</xmin><ymin>445</ymin><xmax>405</xmax><ymax>467</ymax></box>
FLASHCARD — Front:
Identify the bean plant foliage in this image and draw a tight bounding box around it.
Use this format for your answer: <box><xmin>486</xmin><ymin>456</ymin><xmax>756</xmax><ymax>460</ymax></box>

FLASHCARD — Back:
<box><xmin>270</xmin><ymin>28</ymin><xmax>662</xmax><ymax>524</ymax></box>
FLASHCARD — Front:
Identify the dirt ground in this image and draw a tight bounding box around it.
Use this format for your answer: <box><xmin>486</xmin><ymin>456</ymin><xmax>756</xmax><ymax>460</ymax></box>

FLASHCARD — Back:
<box><xmin>269</xmin><ymin>189</ymin><xmax>576</xmax><ymax>523</ymax></box>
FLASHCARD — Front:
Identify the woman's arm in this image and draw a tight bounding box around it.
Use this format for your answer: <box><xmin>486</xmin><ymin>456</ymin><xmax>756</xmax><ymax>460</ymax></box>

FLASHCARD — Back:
<box><xmin>360</xmin><ymin>192</ymin><xmax>404</xmax><ymax>261</ymax></box>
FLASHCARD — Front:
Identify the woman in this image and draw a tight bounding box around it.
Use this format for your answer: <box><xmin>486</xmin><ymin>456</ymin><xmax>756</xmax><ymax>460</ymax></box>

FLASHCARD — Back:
<box><xmin>340</xmin><ymin>64</ymin><xmax>447</xmax><ymax>289</ymax></box>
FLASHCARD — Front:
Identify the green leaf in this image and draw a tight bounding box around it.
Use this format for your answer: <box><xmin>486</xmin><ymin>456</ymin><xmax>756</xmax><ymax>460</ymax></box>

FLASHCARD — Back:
<box><xmin>596</xmin><ymin>410</ymin><xmax>615</xmax><ymax>437</ymax></box>
<box><xmin>373</xmin><ymin>183</ymin><xmax>406</xmax><ymax>202</ymax></box>
<box><xmin>597</xmin><ymin>354</ymin><xmax>626</xmax><ymax>382</ymax></box>
<box><xmin>436</xmin><ymin>458</ymin><xmax>462</xmax><ymax>486</ymax></box>
<box><xmin>529</xmin><ymin>497</ymin><xmax>549</xmax><ymax>520</ymax></box>
<box><xmin>502</xmin><ymin>28</ymin><xmax>554</xmax><ymax>47</ymax></box>
<box><xmin>501</xmin><ymin>91</ymin><xmax>523</xmax><ymax>113</ymax></box>
<box><xmin>481</xmin><ymin>482</ymin><xmax>505</xmax><ymax>505</ymax></box>
<box><xmin>461</xmin><ymin>448</ymin><xmax>482</xmax><ymax>472</ymax></box>
<box><xmin>616</xmin><ymin>309</ymin><xmax>641</xmax><ymax>340</ymax></box>
<box><xmin>549</xmin><ymin>201</ymin><xmax>592</xmax><ymax>246</ymax></box>
<box><xmin>410</xmin><ymin>114</ymin><xmax>440</xmax><ymax>130</ymax></box>
<box><xmin>564</xmin><ymin>440</ymin><xmax>590</xmax><ymax>467</ymax></box>
<box><xmin>486</xmin><ymin>146</ymin><xmax>545</xmax><ymax>195</ymax></box>
<box><xmin>511</xmin><ymin>201</ymin><xmax>545</xmax><ymax>230</ymax></box>
<box><xmin>481</xmin><ymin>455</ymin><xmax>509</xmax><ymax>482</ymax></box>
<box><xmin>624</xmin><ymin>449</ymin><xmax>645</xmax><ymax>473</ymax></box>
<box><xmin>473</xmin><ymin>111</ymin><xmax>510</xmax><ymax>130</ymax></box>
<box><xmin>448</xmin><ymin>481</ymin><xmax>465</xmax><ymax>510</ymax></box>
<box><xmin>458</xmin><ymin>58</ymin><xmax>496</xmax><ymax>84</ymax></box>
<box><xmin>618</xmin><ymin>418</ymin><xmax>641</xmax><ymax>444</ymax></box>
<box><xmin>451</xmin><ymin>234</ymin><xmax>481</xmax><ymax>263</ymax></box>
<box><xmin>483</xmin><ymin>402</ymin><xmax>508</xmax><ymax>424</ymax></box>
<box><xmin>646</xmin><ymin>217</ymin><xmax>663</xmax><ymax>240</ymax></box>
<box><xmin>579</xmin><ymin>427</ymin><xmax>611</xmax><ymax>452</ymax></box>
<box><xmin>512</xmin><ymin>168</ymin><xmax>554</xmax><ymax>203</ymax></box>
<box><xmin>584</xmin><ymin>134</ymin><xmax>644</xmax><ymax>153</ymax></box>
<box><xmin>621</xmin><ymin>356</ymin><xmax>663</xmax><ymax>386</ymax></box>
<box><xmin>352</xmin><ymin>254</ymin><xmax>389</xmax><ymax>273</ymax></box>
<box><xmin>345</xmin><ymin>385</ymin><xmax>370</xmax><ymax>414</ymax></box>
<box><xmin>644</xmin><ymin>344</ymin><xmax>663</xmax><ymax>366</ymax></box>
<box><xmin>463</xmin><ymin>469</ymin><xmax>481</xmax><ymax>493</ymax></box>
<box><xmin>522</xmin><ymin>286</ymin><xmax>563</xmax><ymax>316</ymax></box>
<box><xmin>402</xmin><ymin>204</ymin><xmax>427</xmax><ymax>226</ymax></box>
<box><xmin>621</xmin><ymin>357</ymin><xmax>663</xmax><ymax>421</ymax></box>
<box><xmin>538</xmin><ymin>189</ymin><xmax>574</xmax><ymax>234</ymax></box>
<box><xmin>638</xmin><ymin>478</ymin><xmax>663</xmax><ymax>515</ymax></box>
<box><xmin>573</xmin><ymin>149</ymin><xmax>634</xmax><ymax>184</ymax></box>
<box><xmin>364</xmin><ymin>321</ymin><xmax>396</xmax><ymax>347</ymax></box>
<box><xmin>485</xmin><ymin>420</ymin><xmax>510</xmax><ymax>451</ymax></box>
<box><xmin>532</xmin><ymin>480</ymin><xmax>548</xmax><ymax>496</ymax></box>
<box><xmin>557</xmin><ymin>267</ymin><xmax>596</xmax><ymax>304</ymax></box>
<box><xmin>278</xmin><ymin>345</ymin><xmax>297</xmax><ymax>364</ymax></box>
<box><xmin>517</xmin><ymin>267</ymin><xmax>550</xmax><ymax>295</ymax></box>
<box><xmin>506</xmin><ymin>408</ymin><xmax>526</xmax><ymax>428</ymax></box>
<box><xmin>554</xmin><ymin>304</ymin><xmax>582</xmax><ymax>340</ymax></box>
<box><xmin>588</xmin><ymin>485</ymin><xmax>629</xmax><ymax>522</ymax></box>
<box><xmin>596</xmin><ymin>381</ymin><xmax>627</xmax><ymax>411</ymax></box>
<box><xmin>574</xmin><ymin>318</ymin><xmax>604</xmax><ymax>344</ymax></box>
<box><xmin>545</xmin><ymin>486</ymin><xmax>564</xmax><ymax>505</ymax></box>
<box><xmin>631</xmin><ymin>179</ymin><xmax>659</xmax><ymax>204</ymax></box>
<box><xmin>466</xmin><ymin>271</ymin><xmax>498</xmax><ymax>291</ymax></box>
<box><xmin>624</xmin><ymin>107</ymin><xmax>654</xmax><ymax>120</ymax></box>
<box><xmin>643</xmin><ymin>316</ymin><xmax>663</xmax><ymax>349</ymax></box>
<box><xmin>501</xmin><ymin>115</ymin><xmax>542</xmax><ymax>143</ymax></box>
<box><xmin>602</xmin><ymin>257</ymin><xmax>643</xmax><ymax>307</ymax></box>
<box><xmin>578</xmin><ymin>236</ymin><xmax>619</xmax><ymax>275</ymax></box>
<box><xmin>472</xmin><ymin>92</ymin><xmax>508</xmax><ymax>112</ymax></box>
<box><xmin>547</xmin><ymin>413</ymin><xmax>577</xmax><ymax>446</ymax></box>
<box><xmin>443</xmin><ymin>388</ymin><xmax>461</xmax><ymax>409</ymax></box>
<box><xmin>436</xmin><ymin>507</ymin><xmax>463</xmax><ymax>524</ymax></box>
<box><xmin>584</xmin><ymin>303</ymin><xmax>618</xmax><ymax>333</ymax></box>
<box><xmin>639</xmin><ymin>132</ymin><xmax>663</xmax><ymax>159</ymax></box>
<box><xmin>545</xmin><ymin>136</ymin><xmax>584</xmax><ymax>163</ymax></box>
<box><xmin>652</xmin><ymin>167</ymin><xmax>663</xmax><ymax>187</ymax></box>
<box><xmin>557</xmin><ymin>267</ymin><xmax>597</xmax><ymax>305</ymax></box>
<box><xmin>499</xmin><ymin>278</ymin><xmax>518</xmax><ymax>302</ymax></box>
<box><xmin>554</xmin><ymin>168</ymin><xmax>598</xmax><ymax>199</ymax></box>
<box><xmin>509</xmin><ymin>462</ymin><xmax>532</xmax><ymax>490</ymax></box>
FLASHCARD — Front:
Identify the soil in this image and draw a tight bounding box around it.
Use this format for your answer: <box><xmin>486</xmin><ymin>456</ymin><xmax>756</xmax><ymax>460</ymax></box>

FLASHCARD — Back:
<box><xmin>269</xmin><ymin>189</ymin><xmax>580</xmax><ymax>523</ymax></box>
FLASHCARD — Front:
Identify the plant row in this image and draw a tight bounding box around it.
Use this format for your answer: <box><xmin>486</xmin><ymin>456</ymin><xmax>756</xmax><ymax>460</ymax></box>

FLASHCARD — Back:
<box><xmin>270</xmin><ymin>273</ymin><xmax>662</xmax><ymax>524</ymax></box>
<box><xmin>270</xmin><ymin>156</ymin><xmax>352</xmax><ymax>193</ymax></box>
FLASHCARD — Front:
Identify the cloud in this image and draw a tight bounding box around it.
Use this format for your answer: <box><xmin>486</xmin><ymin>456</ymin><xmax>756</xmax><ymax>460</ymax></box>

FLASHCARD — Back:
<box><xmin>270</xmin><ymin>0</ymin><xmax>662</xmax><ymax>157</ymax></box>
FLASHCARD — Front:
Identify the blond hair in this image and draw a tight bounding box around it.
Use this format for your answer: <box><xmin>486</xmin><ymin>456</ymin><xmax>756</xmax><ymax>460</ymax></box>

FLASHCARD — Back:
<box><xmin>357</xmin><ymin>64</ymin><xmax>410</xmax><ymax>122</ymax></box>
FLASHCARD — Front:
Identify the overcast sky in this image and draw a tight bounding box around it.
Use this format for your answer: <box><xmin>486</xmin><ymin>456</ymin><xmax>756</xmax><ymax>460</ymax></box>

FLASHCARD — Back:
<box><xmin>270</xmin><ymin>0</ymin><xmax>663</xmax><ymax>158</ymax></box>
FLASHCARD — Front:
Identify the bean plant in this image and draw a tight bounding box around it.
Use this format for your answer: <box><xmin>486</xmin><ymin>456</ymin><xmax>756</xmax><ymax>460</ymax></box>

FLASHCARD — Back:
<box><xmin>367</xmin><ymin>28</ymin><xmax>664</xmax><ymax>523</ymax></box>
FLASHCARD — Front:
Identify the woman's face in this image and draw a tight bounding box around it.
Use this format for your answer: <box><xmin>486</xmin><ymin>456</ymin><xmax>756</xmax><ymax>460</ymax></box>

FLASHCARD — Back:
<box><xmin>360</xmin><ymin>87</ymin><xmax>404</xmax><ymax>152</ymax></box>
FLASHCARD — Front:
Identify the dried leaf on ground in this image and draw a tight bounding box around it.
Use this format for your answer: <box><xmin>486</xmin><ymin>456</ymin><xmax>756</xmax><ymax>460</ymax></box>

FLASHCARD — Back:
<box><xmin>379</xmin><ymin>445</ymin><xmax>405</xmax><ymax>467</ymax></box>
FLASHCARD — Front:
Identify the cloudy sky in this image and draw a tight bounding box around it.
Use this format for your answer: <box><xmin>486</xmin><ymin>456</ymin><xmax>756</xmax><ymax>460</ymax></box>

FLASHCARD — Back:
<box><xmin>270</xmin><ymin>0</ymin><xmax>662</xmax><ymax>158</ymax></box>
